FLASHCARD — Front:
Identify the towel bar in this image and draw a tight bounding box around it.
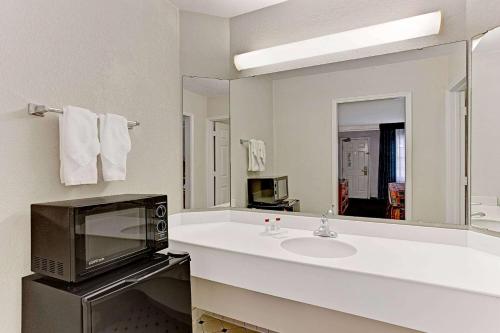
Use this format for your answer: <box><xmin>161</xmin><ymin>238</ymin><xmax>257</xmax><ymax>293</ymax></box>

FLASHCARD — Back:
<box><xmin>28</xmin><ymin>103</ymin><xmax>140</xmax><ymax>129</ymax></box>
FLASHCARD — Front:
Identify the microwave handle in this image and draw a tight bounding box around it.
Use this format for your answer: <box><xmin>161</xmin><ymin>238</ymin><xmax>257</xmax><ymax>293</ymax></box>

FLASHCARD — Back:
<box><xmin>127</xmin><ymin>257</ymin><xmax>188</xmax><ymax>283</ymax></box>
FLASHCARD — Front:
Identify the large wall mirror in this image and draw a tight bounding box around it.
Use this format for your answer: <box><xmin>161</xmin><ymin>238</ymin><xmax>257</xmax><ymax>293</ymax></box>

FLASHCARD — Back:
<box><xmin>471</xmin><ymin>26</ymin><xmax>500</xmax><ymax>234</ymax></box>
<box><xmin>230</xmin><ymin>41</ymin><xmax>467</xmax><ymax>226</ymax></box>
<box><xmin>182</xmin><ymin>77</ymin><xmax>230</xmax><ymax>210</ymax></box>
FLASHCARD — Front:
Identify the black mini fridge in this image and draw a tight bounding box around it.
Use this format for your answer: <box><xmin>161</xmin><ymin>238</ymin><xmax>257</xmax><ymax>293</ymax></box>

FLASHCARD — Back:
<box><xmin>22</xmin><ymin>253</ymin><xmax>192</xmax><ymax>333</ymax></box>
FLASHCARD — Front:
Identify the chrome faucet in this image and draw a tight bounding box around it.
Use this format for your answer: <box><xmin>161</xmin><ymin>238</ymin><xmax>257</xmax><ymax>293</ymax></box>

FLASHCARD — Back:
<box><xmin>471</xmin><ymin>211</ymin><xmax>486</xmax><ymax>218</ymax></box>
<box><xmin>314</xmin><ymin>205</ymin><xmax>338</xmax><ymax>238</ymax></box>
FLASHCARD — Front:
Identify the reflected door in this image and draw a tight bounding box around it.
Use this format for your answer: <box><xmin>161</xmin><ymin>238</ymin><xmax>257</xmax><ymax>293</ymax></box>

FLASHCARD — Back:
<box><xmin>215</xmin><ymin>122</ymin><xmax>230</xmax><ymax>205</ymax></box>
<box><xmin>341</xmin><ymin>138</ymin><xmax>370</xmax><ymax>199</ymax></box>
<box><xmin>182</xmin><ymin>115</ymin><xmax>192</xmax><ymax>209</ymax></box>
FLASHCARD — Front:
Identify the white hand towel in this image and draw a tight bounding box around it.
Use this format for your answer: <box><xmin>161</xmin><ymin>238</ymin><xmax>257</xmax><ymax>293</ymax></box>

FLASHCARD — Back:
<box><xmin>59</xmin><ymin>106</ymin><xmax>100</xmax><ymax>185</ymax></box>
<box><xmin>248</xmin><ymin>139</ymin><xmax>259</xmax><ymax>172</ymax></box>
<box><xmin>256</xmin><ymin>140</ymin><xmax>266</xmax><ymax>171</ymax></box>
<box><xmin>99</xmin><ymin>113</ymin><xmax>131</xmax><ymax>181</ymax></box>
<box><xmin>247</xmin><ymin>139</ymin><xmax>266</xmax><ymax>172</ymax></box>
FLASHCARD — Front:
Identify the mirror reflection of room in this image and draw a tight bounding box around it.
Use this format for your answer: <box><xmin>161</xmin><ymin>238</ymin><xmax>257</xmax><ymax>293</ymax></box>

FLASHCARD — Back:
<box><xmin>471</xmin><ymin>26</ymin><xmax>500</xmax><ymax>233</ymax></box>
<box><xmin>231</xmin><ymin>77</ymin><xmax>300</xmax><ymax>213</ymax></box>
<box><xmin>231</xmin><ymin>42</ymin><xmax>466</xmax><ymax>225</ymax></box>
<box><xmin>182</xmin><ymin>77</ymin><xmax>230</xmax><ymax>210</ymax></box>
<box><xmin>337</xmin><ymin>98</ymin><xmax>406</xmax><ymax>220</ymax></box>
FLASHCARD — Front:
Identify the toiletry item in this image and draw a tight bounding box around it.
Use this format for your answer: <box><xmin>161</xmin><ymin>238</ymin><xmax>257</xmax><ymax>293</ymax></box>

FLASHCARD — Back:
<box><xmin>264</xmin><ymin>218</ymin><xmax>270</xmax><ymax>233</ymax></box>
<box><xmin>270</xmin><ymin>217</ymin><xmax>277</xmax><ymax>232</ymax></box>
<box><xmin>275</xmin><ymin>217</ymin><xmax>281</xmax><ymax>230</ymax></box>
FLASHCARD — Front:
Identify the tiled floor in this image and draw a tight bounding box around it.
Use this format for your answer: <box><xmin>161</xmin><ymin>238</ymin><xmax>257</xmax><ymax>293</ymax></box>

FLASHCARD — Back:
<box><xmin>196</xmin><ymin>314</ymin><xmax>258</xmax><ymax>333</ymax></box>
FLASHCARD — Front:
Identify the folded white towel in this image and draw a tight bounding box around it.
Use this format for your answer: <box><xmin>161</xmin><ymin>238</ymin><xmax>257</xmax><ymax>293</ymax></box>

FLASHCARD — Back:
<box><xmin>59</xmin><ymin>106</ymin><xmax>100</xmax><ymax>185</ymax></box>
<box><xmin>248</xmin><ymin>139</ymin><xmax>258</xmax><ymax>171</ymax></box>
<box><xmin>99</xmin><ymin>113</ymin><xmax>131</xmax><ymax>181</ymax></box>
<box><xmin>247</xmin><ymin>139</ymin><xmax>266</xmax><ymax>172</ymax></box>
<box><xmin>256</xmin><ymin>140</ymin><xmax>266</xmax><ymax>171</ymax></box>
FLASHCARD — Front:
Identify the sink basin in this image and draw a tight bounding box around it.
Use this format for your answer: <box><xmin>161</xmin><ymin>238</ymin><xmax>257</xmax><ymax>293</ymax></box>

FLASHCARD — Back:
<box><xmin>280</xmin><ymin>237</ymin><xmax>356</xmax><ymax>258</ymax></box>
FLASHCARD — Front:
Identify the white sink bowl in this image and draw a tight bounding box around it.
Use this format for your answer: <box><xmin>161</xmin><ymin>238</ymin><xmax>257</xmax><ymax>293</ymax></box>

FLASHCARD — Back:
<box><xmin>280</xmin><ymin>237</ymin><xmax>357</xmax><ymax>258</ymax></box>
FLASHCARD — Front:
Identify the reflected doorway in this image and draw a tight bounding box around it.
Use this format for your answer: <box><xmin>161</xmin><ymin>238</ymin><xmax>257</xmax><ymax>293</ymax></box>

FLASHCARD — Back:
<box><xmin>207</xmin><ymin>118</ymin><xmax>230</xmax><ymax>207</ymax></box>
<box><xmin>335</xmin><ymin>94</ymin><xmax>411</xmax><ymax>221</ymax></box>
<box><xmin>182</xmin><ymin>76</ymin><xmax>230</xmax><ymax>209</ymax></box>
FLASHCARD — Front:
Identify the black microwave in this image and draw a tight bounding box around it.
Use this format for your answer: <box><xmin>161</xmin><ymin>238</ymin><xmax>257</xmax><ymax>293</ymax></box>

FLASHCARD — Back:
<box><xmin>248</xmin><ymin>176</ymin><xmax>289</xmax><ymax>205</ymax></box>
<box><xmin>31</xmin><ymin>194</ymin><xmax>168</xmax><ymax>283</ymax></box>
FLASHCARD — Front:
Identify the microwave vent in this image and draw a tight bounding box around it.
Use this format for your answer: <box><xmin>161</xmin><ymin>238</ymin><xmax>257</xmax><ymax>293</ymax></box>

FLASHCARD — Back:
<box><xmin>32</xmin><ymin>256</ymin><xmax>64</xmax><ymax>276</ymax></box>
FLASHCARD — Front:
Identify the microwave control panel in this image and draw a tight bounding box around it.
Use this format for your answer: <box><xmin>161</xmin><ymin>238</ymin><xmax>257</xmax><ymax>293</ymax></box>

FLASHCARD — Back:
<box><xmin>148</xmin><ymin>199</ymin><xmax>168</xmax><ymax>249</ymax></box>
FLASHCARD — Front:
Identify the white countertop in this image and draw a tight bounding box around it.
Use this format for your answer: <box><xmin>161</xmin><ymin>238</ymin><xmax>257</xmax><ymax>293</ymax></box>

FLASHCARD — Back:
<box><xmin>471</xmin><ymin>203</ymin><xmax>500</xmax><ymax>232</ymax></box>
<box><xmin>167</xmin><ymin>210</ymin><xmax>500</xmax><ymax>333</ymax></box>
<box><xmin>170</xmin><ymin>221</ymin><xmax>500</xmax><ymax>298</ymax></box>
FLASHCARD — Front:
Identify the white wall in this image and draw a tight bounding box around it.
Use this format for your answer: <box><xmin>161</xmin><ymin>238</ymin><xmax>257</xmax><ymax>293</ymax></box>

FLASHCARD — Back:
<box><xmin>471</xmin><ymin>44</ymin><xmax>500</xmax><ymax>199</ymax></box>
<box><xmin>0</xmin><ymin>1</ymin><xmax>181</xmax><ymax>332</ymax></box>
<box><xmin>338</xmin><ymin>99</ymin><xmax>405</xmax><ymax>127</ymax></box>
<box><xmin>466</xmin><ymin>0</ymin><xmax>500</xmax><ymax>201</ymax></box>
<box><xmin>183</xmin><ymin>89</ymin><xmax>208</xmax><ymax>208</ymax></box>
<box><xmin>230</xmin><ymin>77</ymin><xmax>275</xmax><ymax>207</ymax></box>
<box><xmin>180</xmin><ymin>11</ymin><xmax>231</xmax><ymax>78</ymax></box>
<box><xmin>466</xmin><ymin>0</ymin><xmax>500</xmax><ymax>38</ymax></box>
<box><xmin>272</xmin><ymin>56</ymin><xmax>451</xmax><ymax>222</ymax></box>
<box><xmin>230</xmin><ymin>0</ymin><xmax>466</xmax><ymax>76</ymax></box>
<box><xmin>207</xmin><ymin>95</ymin><xmax>230</xmax><ymax>119</ymax></box>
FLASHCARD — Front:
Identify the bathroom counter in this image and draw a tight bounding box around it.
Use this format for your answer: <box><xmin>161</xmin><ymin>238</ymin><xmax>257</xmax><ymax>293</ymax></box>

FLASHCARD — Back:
<box><xmin>167</xmin><ymin>214</ymin><xmax>500</xmax><ymax>333</ymax></box>
<box><xmin>471</xmin><ymin>202</ymin><xmax>500</xmax><ymax>232</ymax></box>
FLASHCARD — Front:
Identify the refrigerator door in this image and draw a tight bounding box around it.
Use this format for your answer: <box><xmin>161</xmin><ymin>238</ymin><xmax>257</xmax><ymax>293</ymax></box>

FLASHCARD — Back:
<box><xmin>82</xmin><ymin>257</ymin><xmax>192</xmax><ymax>333</ymax></box>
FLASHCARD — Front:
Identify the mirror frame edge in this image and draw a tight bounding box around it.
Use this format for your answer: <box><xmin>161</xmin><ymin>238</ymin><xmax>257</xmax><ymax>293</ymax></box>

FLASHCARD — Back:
<box><xmin>468</xmin><ymin>27</ymin><xmax>500</xmax><ymax>238</ymax></box>
<box><xmin>181</xmin><ymin>75</ymin><xmax>232</xmax><ymax>212</ymax></box>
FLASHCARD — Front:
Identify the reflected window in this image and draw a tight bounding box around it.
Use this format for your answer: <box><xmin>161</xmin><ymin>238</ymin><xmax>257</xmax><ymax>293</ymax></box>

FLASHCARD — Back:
<box><xmin>395</xmin><ymin>128</ymin><xmax>406</xmax><ymax>183</ymax></box>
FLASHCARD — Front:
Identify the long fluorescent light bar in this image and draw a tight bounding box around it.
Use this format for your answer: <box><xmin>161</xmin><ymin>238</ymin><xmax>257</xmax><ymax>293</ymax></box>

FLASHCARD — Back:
<box><xmin>234</xmin><ymin>11</ymin><xmax>442</xmax><ymax>71</ymax></box>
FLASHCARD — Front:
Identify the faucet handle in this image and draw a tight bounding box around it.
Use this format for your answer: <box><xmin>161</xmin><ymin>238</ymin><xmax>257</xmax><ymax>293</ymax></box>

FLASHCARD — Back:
<box><xmin>324</xmin><ymin>204</ymin><xmax>335</xmax><ymax>217</ymax></box>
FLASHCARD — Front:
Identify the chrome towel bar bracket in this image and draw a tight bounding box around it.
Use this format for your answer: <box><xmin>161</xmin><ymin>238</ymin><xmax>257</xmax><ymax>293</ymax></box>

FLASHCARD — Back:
<box><xmin>27</xmin><ymin>103</ymin><xmax>140</xmax><ymax>129</ymax></box>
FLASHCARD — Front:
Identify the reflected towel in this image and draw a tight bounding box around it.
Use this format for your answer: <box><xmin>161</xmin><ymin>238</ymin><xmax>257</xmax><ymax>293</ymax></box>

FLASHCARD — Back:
<box><xmin>248</xmin><ymin>139</ymin><xmax>265</xmax><ymax>172</ymax></box>
<box><xmin>256</xmin><ymin>140</ymin><xmax>266</xmax><ymax>171</ymax></box>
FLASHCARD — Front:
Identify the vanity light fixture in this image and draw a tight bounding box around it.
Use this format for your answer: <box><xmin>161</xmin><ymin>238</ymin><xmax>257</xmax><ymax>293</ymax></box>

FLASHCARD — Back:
<box><xmin>234</xmin><ymin>11</ymin><xmax>442</xmax><ymax>71</ymax></box>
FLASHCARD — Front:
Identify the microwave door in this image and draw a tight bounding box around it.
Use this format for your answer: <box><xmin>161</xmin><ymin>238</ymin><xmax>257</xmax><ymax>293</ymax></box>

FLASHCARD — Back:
<box><xmin>82</xmin><ymin>259</ymin><xmax>192</xmax><ymax>333</ymax></box>
<box><xmin>75</xmin><ymin>204</ymin><xmax>151</xmax><ymax>279</ymax></box>
<box><xmin>277</xmin><ymin>178</ymin><xmax>288</xmax><ymax>200</ymax></box>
